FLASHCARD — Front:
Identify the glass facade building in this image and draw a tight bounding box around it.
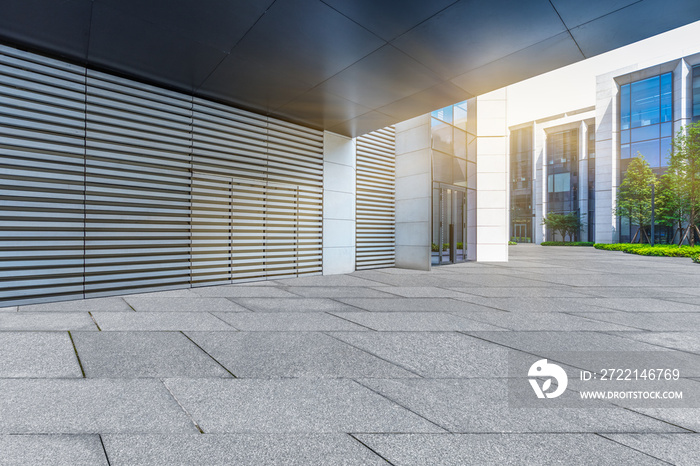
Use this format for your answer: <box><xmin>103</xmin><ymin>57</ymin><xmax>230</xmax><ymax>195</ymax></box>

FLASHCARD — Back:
<box><xmin>510</xmin><ymin>127</ymin><xmax>533</xmax><ymax>242</ymax></box>
<box><xmin>430</xmin><ymin>101</ymin><xmax>474</xmax><ymax>264</ymax></box>
<box><xmin>546</xmin><ymin>129</ymin><xmax>579</xmax><ymax>241</ymax></box>
<box><xmin>620</xmin><ymin>73</ymin><xmax>673</xmax><ymax>170</ymax></box>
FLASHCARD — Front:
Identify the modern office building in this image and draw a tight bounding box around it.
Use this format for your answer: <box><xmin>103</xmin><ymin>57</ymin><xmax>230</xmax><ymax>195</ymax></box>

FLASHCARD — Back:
<box><xmin>1</xmin><ymin>2</ymin><xmax>700</xmax><ymax>305</ymax></box>
<box><xmin>499</xmin><ymin>21</ymin><xmax>700</xmax><ymax>245</ymax></box>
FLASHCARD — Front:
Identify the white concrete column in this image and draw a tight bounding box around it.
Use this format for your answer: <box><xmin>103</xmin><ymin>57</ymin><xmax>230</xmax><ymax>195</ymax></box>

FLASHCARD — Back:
<box><xmin>395</xmin><ymin>115</ymin><xmax>432</xmax><ymax>270</ymax></box>
<box><xmin>475</xmin><ymin>89</ymin><xmax>508</xmax><ymax>261</ymax></box>
<box><xmin>578</xmin><ymin>121</ymin><xmax>589</xmax><ymax>242</ymax></box>
<box><xmin>533</xmin><ymin>123</ymin><xmax>546</xmax><ymax>244</ymax></box>
<box><xmin>595</xmin><ymin>73</ymin><xmax>617</xmax><ymax>243</ymax></box>
<box><xmin>322</xmin><ymin>131</ymin><xmax>356</xmax><ymax>275</ymax></box>
<box><xmin>675</xmin><ymin>59</ymin><xmax>692</xmax><ymax>137</ymax></box>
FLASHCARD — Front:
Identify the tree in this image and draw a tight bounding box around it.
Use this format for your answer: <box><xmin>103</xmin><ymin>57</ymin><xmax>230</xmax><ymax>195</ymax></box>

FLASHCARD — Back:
<box><xmin>655</xmin><ymin>173</ymin><xmax>688</xmax><ymax>244</ymax></box>
<box><xmin>668</xmin><ymin>122</ymin><xmax>700</xmax><ymax>246</ymax></box>
<box><xmin>615</xmin><ymin>155</ymin><xmax>657</xmax><ymax>243</ymax></box>
<box><xmin>542</xmin><ymin>212</ymin><xmax>583</xmax><ymax>242</ymax></box>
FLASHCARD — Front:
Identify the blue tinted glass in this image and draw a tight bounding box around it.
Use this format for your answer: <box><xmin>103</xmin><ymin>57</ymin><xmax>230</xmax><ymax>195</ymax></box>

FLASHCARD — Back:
<box><xmin>454</xmin><ymin>102</ymin><xmax>467</xmax><ymax>130</ymax></box>
<box><xmin>632</xmin><ymin>140</ymin><xmax>659</xmax><ymax>167</ymax></box>
<box><xmin>621</xmin><ymin>130</ymin><xmax>630</xmax><ymax>144</ymax></box>
<box><xmin>660</xmin><ymin>73</ymin><xmax>672</xmax><ymax>122</ymax></box>
<box><xmin>631</xmin><ymin>124</ymin><xmax>659</xmax><ymax>142</ymax></box>
<box><xmin>621</xmin><ymin>144</ymin><xmax>630</xmax><ymax>159</ymax></box>
<box><xmin>621</xmin><ymin>85</ymin><xmax>631</xmax><ymax>130</ymax></box>
<box><xmin>431</xmin><ymin>106</ymin><xmax>453</xmax><ymax>124</ymax></box>
<box><xmin>631</xmin><ymin>76</ymin><xmax>660</xmax><ymax>128</ymax></box>
<box><xmin>660</xmin><ymin>122</ymin><xmax>673</xmax><ymax>138</ymax></box>
<box><xmin>659</xmin><ymin>137</ymin><xmax>672</xmax><ymax>166</ymax></box>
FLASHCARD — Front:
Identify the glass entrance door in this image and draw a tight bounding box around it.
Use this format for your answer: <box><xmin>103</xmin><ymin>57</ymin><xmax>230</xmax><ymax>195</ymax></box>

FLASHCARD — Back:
<box><xmin>432</xmin><ymin>185</ymin><xmax>467</xmax><ymax>265</ymax></box>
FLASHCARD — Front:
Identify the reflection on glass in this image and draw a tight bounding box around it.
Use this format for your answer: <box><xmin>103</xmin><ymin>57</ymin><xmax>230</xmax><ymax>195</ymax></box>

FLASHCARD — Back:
<box><xmin>454</xmin><ymin>128</ymin><xmax>466</xmax><ymax>159</ymax></box>
<box><xmin>431</xmin><ymin>118</ymin><xmax>453</xmax><ymax>153</ymax></box>
<box><xmin>454</xmin><ymin>101</ymin><xmax>468</xmax><ymax>130</ymax></box>
<box><xmin>431</xmin><ymin>106</ymin><xmax>453</xmax><ymax>124</ymax></box>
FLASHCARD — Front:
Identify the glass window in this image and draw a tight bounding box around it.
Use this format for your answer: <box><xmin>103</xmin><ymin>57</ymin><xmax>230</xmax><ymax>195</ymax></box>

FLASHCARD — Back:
<box><xmin>431</xmin><ymin>118</ymin><xmax>453</xmax><ymax>153</ymax></box>
<box><xmin>660</xmin><ymin>137</ymin><xmax>672</xmax><ymax>166</ymax></box>
<box><xmin>621</xmin><ymin>144</ymin><xmax>630</xmax><ymax>159</ymax></box>
<box><xmin>631</xmin><ymin>140</ymin><xmax>660</xmax><ymax>167</ymax></box>
<box><xmin>431</xmin><ymin>106</ymin><xmax>453</xmax><ymax>124</ymax></box>
<box><xmin>621</xmin><ymin>130</ymin><xmax>630</xmax><ymax>144</ymax></box>
<box><xmin>660</xmin><ymin>122</ymin><xmax>673</xmax><ymax>138</ymax></box>
<box><xmin>432</xmin><ymin>151</ymin><xmax>453</xmax><ymax>184</ymax></box>
<box><xmin>621</xmin><ymin>85</ymin><xmax>631</xmax><ymax>130</ymax></box>
<box><xmin>454</xmin><ymin>101</ymin><xmax>467</xmax><ymax>130</ymax></box>
<box><xmin>454</xmin><ymin>128</ymin><xmax>466</xmax><ymax>159</ymax></box>
<box><xmin>453</xmin><ymin>158</ymin><xmax>467</xmax><ymax>187</ymax></box>
<box><xmin>631</xmin><ymin>124</ymin><xmax>659</xmax><ymax>143</ymax></box>
<box><xmin>660</xmin><ymin>73</ymin><xmax>672</xmax><ymax>123</ymax></box>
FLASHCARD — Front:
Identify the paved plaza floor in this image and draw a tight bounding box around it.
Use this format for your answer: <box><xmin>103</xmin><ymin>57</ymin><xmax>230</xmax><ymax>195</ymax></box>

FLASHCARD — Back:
<box><xmin>1</xmin><ymin>245</ymin><xmax>699</xmax><ymax>465</ymax></box>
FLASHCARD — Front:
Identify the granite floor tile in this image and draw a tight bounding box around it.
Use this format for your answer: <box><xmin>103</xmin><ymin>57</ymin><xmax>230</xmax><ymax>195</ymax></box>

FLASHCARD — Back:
<box><xmin>230</xmin><ymin>298</ymin><xmax>357</xmax><ymax>312</ymax></box>
<box><xmin>91</xmin><ymin>311</ymin><xmax>235</xmax><ymax>331</ymax></box>
<box><xmin>192</xmin><ymin>286</ymin><xmax>299</xmax><ymax>298</ymax></box>
<box><xmin>71</xmin><ymin>332</ymin><xmax>231</xmax><ymax>378</ymax></box>
<box><xmin>282</xmin><ymin>287</ymin><xmax>397</xmax><ymax>298</ymax></box>
<box><xmin>213</xmin><ymin>312</ymin><xmax>368</xmax><ymax>331</ymax></box>
<box><xmin>456</xmin><ymin>311</ymin><xmax>639</xmax><ymax>331</ymax></box>
<box><xmin>331</xmin><ymin>332</ymin><xmax>514</xmax><ymax>378</ymax></box>
<box><xmin>358</xmin><ymin>378</ymin><xmax>684</xmax><ymax>433</ymax></box>
<box><xmin>163</xmin><ymin>378</ymin><xmax>444</xmax><ymax>433</ymax></box>
<box><xmin>102</xmin><ymin>434</ymin><xmax>387</xmax><ymax>465</ymax></box>
<box><xmin>18</xmin><ymin>298</ymin><xmax>132</xmax><ymax>312</ymax></box>
<box><xmin>570</xmin><ymin>311</ymin><xmax>700</xmax><ymax>331</ymax></box>
<box><xmin>336</xmin><ymin>298</ymin><xmax>492</xmax><ymax>312</ymax></box>
<box><xmin>353</xmin><ymin>434</ymin><xmax>663</xmax><ymax>466</ymax></box>
<box><xmin>615</xmin><ymin>331</ymin><xmax>700</xmax><ymax>353</ymax></box>
<box><xmin>0</xmin><ymin>312</ymin><xmax>97</xmax><ymax>331</ymax></box>
<box><xmin>0</xmin><ymin>332</ymin><xmax>82</xmax><ymax>378</ymax></box>
<box><xmin>0</xmin><ymin>435</ymin><xmax>109</xmax><ymax>466</ymax></box>
<box><xmin>123</xmin><ymin>297</ymin><xmax>247</xmax><ymax>312</ymax></box>
<box><xmin>329</xmin><ymin>312</ymin><xmax>505</xmax><ymax>331</ymax></box>
<box><xmin>0</xmin><ymin>379</ymin><xmax>198</xmax><ymax>433</ymax></box>
<box><xmin>601</xmin><ymin>433</ymin><xmax>700</xmax><ymax>466</ymax></box>
<box><xmin>184</xmin><ymin>331</ymin><xmax>416</xmax><ymax>378</ymax></box>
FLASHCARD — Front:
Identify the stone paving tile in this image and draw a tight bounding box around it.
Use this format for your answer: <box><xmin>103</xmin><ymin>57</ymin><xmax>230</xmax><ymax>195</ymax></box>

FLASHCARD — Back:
<box><xmin>465</xmin><ymin>331</ymin><xmax>700</xmax><ymax>377</ymax></box>
<box><xmin>124</xmin><ymin>297</ymin><xmax>247</xmax><ymax>312</ymax></box>
<box><xmin>185</xmin><ymin>332</ymin><xmax>416</xmax><ymax>378</ymax></box>
<box><xmin>192</xmin><ymin>286</ymin><xmax>299</xmax><ymax>298</ymax></box>
<box><xmin>455</xmin><ymin>311</ymin><xmax>639</xmax><ymax>331</ymax></box>
<box><xmin>163</xmin><ymin>378</ymin><xmax>444</xmax><ymax>433</ymax></box>
<box><xmin>336</xmin><ymin>298</ymin><xmax>493</xmax><ymax>312</ymax></box>
<box><xmin>91</xmin><ymin>311</ymin><xmax>235</xmax><ymax>331</ymax></box>
<box><xmin>19</xmin><ymin>297</ymin><xmax>132</xmax><ymax>312</ymax></box>
<box><xmin>331</xmin><ymin>332</ymin><xmax>514</xmax><ymax>378</ymax></box>
<box><xmin>372</xmin><ymin>286</ymin><xmax>474</xmax><ymax>298</ymax></box>
<box><xmin>358</xmin><ymin>378</ymin><xmax>684</xmax><ymax>433</ymax></box>
<box><xmin>71</xmin><ymin>332</ymin><xmax>231</xmax><ymax>378</ymax></box>
<box><xmin>0</xmin><ymin>379</ymin><xmax>198</xmax><ymax>433</ymax></box>
<box><xmin>275</xmin><ymin>275</ymin><xmax>383</xmax><ymax>287</ymax></box>
<box><xmin>570</xmin><ymin>297</ymin><xmax>700</xmax><ymax>312</ymax></box>
<box><xmin>0</xmin><ymin>332</ymin><xmax>82</xmax><ymax>378</ymax></box>
<box><xmin>570</xmin><ymin>311</ymin><xmax>700</xmax><ymax>331</ymax></box>
<box><xmin>0</xmin><ymin>435</ymin><xmax>109</xmax><ymax>466</ymax></box>
<box><xmin>625</xmin><ymin>407</ymin><xmax>700</xmax><ymax>432</ymax></box>
<box><xmin>121</xmin><ymin>289</ymin><xmax>200</xmax><ymax>298</ymax></box>
<box><xmin>569</xmin><ymin>287</ymin><xmax>697</xmax><ymax>298</ymax></box>
<box><xmin>282</xmin><ymin>286</ymin><xmax>397</xmax><ymax>298</ymax></box>
<box><xmin>213</xmin><ymin>312</ymin><xmax>368</xmax><ymax>331</ymax></box>
<box><xmin>231</xmin><ymin>298</ymin><xmax>357</xmax><ymax>312</ymax></box>
<box><xmin>661</xmin><ymin>296</ymin><xmax>700</xmax><ymax>307</ymax></box>
<box><xmin>602</xmin><ymin>433</ymin><xmax>700</xmax><ymax>466</ymax></box>
<box><xmin>454</xmin><ymin>297</ymin><xmax>612</xmax><ymax>313</ymax></box>
<box><xmin>329</xmin><ymin>312</ymin><xmax>505</xmax><ymax>331</ymax></box>
<box><xmin>0</xmin><ymin>312</ymin><xmax>97</xmax><ymax>330</ymax></box>
<box><xmin>452</xmin><ymin>287</ymin><xmax>589</xmax><ymax>298</ymax></box>
<box><xmin>102</xmin><ymin>434</ymin><xmax>387</xmax><ymax>465</ymax></box>
<box><xmin>615</xmin><ymin>331</ymin><xmax>700</xmax><ymax>354</ymax></box>
<box><xmin>353</xmin><ymin>434</ymin><xmax>664</xmax><ymax>466</ymax></box>
<box><xmin>0</xmin><ymin>306</ymin><xmax>18</xmax><ymax>312</ymax></box>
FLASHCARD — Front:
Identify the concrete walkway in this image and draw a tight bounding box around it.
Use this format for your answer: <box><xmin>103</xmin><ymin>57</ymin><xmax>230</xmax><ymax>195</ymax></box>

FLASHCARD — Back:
<box><xmin>1</xmin><ymin>245</ymin><xmax>699</xmax><ymax>465</ymax></box>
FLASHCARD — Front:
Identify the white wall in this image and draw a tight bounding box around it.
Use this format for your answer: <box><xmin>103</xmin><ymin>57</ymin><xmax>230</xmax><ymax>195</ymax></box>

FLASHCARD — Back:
<box><xmin>322</xmin><ymin>131</ymin><xmax>356</xmax><ymax>275</ymax></box>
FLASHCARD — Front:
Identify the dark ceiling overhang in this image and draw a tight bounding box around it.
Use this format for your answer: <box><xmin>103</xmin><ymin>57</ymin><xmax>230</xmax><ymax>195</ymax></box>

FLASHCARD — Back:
<box><xmin>1</xmin><ymin>0</ymin><xmax>699</xmax><ymax>137</ymax></box>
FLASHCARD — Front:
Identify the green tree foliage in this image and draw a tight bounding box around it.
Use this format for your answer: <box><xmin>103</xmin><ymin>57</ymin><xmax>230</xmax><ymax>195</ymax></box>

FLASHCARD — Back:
<box><xmin>668</xmin><ymin>122</ymin><xmax>700</xmax><ymax>245</ymax></box>
<box><xmin>541</xmin><ymin>212</ymin><xmax>583</xmax><ymax>243</ymax></box>
<box><xmin>615</xmin><ymin>155</ymin><xmax>657</xmax><ymax>243</ymax></box>
<box><xmin>655</xmin><ymin>173</ymin><xmax>688</xmax><ymax>244</ymax></box>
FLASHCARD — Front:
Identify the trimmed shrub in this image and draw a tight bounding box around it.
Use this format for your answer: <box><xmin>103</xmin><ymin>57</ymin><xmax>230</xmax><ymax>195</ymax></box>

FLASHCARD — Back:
<box><xmin>508</xmin><ymin>241</ymin><xmax>517</xmax><ymax>245</ymax></box>
<box><xmin>541</xmin><ymin>241</ymin><xmax>594</xmax><ymax>246</ymax></box>
<box><xmin>594</xmin><ymin>243</ymin><xmax>700</xmax><ymax>263</ymax></box>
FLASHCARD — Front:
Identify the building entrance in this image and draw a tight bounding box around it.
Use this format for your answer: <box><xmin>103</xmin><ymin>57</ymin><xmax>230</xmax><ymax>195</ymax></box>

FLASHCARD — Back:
<box><xmin>432</xmin><ymin>184</ymin><xmax>467</xmax><ymax>265</ymax></box>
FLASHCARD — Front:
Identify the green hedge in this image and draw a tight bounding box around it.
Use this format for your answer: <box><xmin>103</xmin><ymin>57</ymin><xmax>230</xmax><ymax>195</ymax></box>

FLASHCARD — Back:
<box><xmin>594</xmin><ymin>243</ymin><xmax>700</xmax><ymax>263</ymax></box>
<box><xmin>541</xmin><ymin>241</ymin><xmax>595</xmax><ymax>246</ymax></box>
<box><xmin>508</xmin><ymin>241</ymin><xmax>517</xmax><ymax>245</ymax></box>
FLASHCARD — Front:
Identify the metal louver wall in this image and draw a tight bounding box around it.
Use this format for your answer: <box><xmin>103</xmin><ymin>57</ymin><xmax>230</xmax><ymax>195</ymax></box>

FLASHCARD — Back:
<box><xmin>85</xmin><ymin>71</ymin><xmax>193</xmax><ymax>297</ymax></box>
<box><xmin>191</xmin><ymin>99</ymin><xmax>323</xmax><ymax>285</ymax></box>
<box><xmin>355</xmin><ymin>126</ymin><xmax>396</xmax><ymax>269</ymax></box>
<box><xmin>0</xmin><ymin>45</ymin><xmax>323</xmax><ymax>305</ymax></box>
<box><xmin>0</xmin><ymin>45</ymin><xmax>87</xmax><ymax>304</ymax></box>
